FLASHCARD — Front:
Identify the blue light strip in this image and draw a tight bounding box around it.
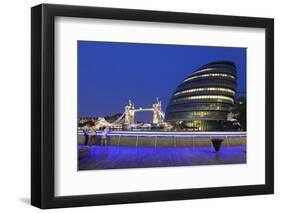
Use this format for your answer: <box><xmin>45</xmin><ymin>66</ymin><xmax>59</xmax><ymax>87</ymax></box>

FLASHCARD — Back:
<box><xmin>92</xmin><ymin>131</ymin><xmax>246</xmax><ymax>138</ymax></box>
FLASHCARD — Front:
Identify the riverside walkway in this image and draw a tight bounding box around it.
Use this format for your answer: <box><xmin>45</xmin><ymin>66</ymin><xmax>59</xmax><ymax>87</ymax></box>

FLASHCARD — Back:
<box><xmin>78</xmin><ymin>131</ymin><xmax>246</xmax><ymax>170</ymax></box>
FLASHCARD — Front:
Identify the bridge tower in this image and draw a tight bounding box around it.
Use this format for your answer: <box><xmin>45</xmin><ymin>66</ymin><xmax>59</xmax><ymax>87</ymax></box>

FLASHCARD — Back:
<box><xmin>124</xmin><ymin>100</ymin><xmax>135</xmax><ymax>125</ymax></box>
<box><xmin>152</xmin><ymin>98</ymin><xmax>164</xmax><ymax>124</ymax></box>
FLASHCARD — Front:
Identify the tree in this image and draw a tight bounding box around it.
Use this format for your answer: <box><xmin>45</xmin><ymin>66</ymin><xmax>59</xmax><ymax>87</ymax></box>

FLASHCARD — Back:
<box><xmin>232</xmin><ymin>96</ymin><xmax>246</xmax><ymax>131</ymax></box>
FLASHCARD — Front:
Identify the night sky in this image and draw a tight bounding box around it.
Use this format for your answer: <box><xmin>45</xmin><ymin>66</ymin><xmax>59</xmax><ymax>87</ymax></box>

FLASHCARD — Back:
<box><xmin>78</xmin><ymin>41</ymin><xmax>246</xmax><ymax>122</ymax></box>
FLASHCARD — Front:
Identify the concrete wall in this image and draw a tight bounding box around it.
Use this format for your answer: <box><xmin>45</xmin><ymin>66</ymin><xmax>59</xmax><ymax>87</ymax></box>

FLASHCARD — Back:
<box><xmin>79</xmin><ymin>135</ymin><xmax>246</xmax><ymax>147</ymax></box>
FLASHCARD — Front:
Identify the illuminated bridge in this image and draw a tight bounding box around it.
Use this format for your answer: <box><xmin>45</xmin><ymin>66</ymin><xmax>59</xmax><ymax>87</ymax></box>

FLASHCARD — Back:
<box><xmin>103</xmin><ymin>98</ymin><xmax>165</xmax><ymax>127</ymax></box>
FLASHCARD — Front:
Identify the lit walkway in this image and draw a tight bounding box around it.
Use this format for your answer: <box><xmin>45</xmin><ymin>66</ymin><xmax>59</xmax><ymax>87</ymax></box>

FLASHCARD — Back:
<box><xmin>78</xmin><ymin>145</ymin><xmax>246</xmax><ymax>170</ymax></box>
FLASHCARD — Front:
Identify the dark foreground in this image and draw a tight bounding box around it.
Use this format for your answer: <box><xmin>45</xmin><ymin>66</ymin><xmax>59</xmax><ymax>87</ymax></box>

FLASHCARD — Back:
<box><xmin>78</xmin><ymin>145</ymin><xmax>246</xmax><ymax>170</ymax></box>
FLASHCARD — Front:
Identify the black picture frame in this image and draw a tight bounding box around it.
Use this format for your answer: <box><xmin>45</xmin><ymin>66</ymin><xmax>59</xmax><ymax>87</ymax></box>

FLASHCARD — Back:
<box><xmin>31</xmin><ymin>3</ymin><xmax>274</xmax><ymax>209</ymax></box>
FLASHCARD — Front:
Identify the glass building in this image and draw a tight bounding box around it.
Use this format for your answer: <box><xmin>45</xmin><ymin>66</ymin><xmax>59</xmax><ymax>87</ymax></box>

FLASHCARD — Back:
<box><xmin>165</xmin><ymin>61</ymin><xmax>237</xmax><ymax>131</ymax></box>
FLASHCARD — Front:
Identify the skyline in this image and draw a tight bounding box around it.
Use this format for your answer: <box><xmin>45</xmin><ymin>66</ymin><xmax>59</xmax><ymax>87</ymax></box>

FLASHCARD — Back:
<box><xmin>78</xmin><ymin>41</ymin><xmax>246</xmax><ymax>122</ymax></box>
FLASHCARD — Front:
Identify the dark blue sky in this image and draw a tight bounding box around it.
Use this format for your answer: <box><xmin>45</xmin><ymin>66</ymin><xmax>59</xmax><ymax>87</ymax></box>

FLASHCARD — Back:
<box><xmin>78</xmin><ymin>41</ymin><xmax>246</xmax><ymax>121</ymax></box>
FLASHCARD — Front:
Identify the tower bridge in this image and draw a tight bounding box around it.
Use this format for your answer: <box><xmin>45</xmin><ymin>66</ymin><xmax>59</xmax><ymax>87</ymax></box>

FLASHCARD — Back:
<box><xmin>109</xmin><ymin>98</ymin><xmax>165</xmax><ymax>127</ymax></box>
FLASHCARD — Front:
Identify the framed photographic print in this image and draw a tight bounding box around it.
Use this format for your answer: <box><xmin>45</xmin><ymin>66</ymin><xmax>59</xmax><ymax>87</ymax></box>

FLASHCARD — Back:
<box><xmin>31</xmin><ymin>4</ymin><xmax>274</xmax><ymax>209</ymax></box>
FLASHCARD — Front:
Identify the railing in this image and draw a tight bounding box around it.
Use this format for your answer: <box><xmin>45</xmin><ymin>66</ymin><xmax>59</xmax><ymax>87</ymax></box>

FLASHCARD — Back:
<box><xmin>79</xmin><ymin>130</ymin><xmax>246</xmax><ymax>148</ymax></box>
<box><xmin>95</xmin><ymin>130</ymin><xmax>246</xmax><ymax>138</ymax></box>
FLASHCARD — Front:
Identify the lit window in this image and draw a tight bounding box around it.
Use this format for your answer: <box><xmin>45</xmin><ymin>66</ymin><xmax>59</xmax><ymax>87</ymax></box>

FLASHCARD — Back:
<box><xmin>173</xmin><ymin>95</ymin><xmax>234</xmax><ymax>103</ymax></box>
<box><xmin>174</xmin><ymin>87</ymin><xmax>235</xmax><ymax>96</ymax></box>
<box><xmin>193</xmin><ymin>68</ymin><xmax>215</xmax><ymax>74</ymax></box>
<box><xmin>183</xmin><ymin>73</ymin><xmax>235</xmax><ymax>82</ymax></box>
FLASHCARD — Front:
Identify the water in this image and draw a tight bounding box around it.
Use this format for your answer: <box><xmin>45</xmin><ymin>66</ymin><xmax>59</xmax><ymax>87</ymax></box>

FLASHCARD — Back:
<box><xmin>78</xmin><ymin>145</ymin><xmax>246</xmax><ymax>170</ymax></box>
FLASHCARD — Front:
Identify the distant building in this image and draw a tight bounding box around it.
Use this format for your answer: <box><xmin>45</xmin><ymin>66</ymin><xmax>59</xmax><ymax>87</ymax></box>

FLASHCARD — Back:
<box><xmin>165</xmin><ymin>61</ymin><xmax>237</xmax><ymax>131</ymax></box>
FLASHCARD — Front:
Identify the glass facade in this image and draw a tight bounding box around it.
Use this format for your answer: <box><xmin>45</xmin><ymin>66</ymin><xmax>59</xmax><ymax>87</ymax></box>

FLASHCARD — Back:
<box><xmin>165</xmin><ymin>61</ymin><xmax>237</xmax><ymax>131</ymax></box>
